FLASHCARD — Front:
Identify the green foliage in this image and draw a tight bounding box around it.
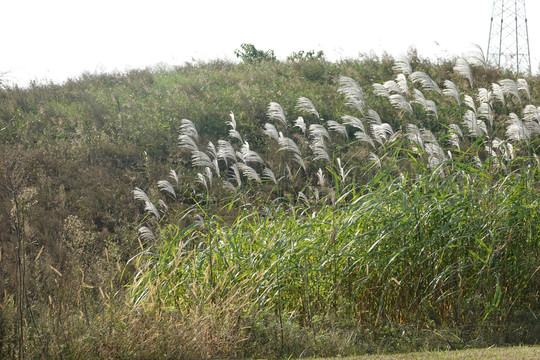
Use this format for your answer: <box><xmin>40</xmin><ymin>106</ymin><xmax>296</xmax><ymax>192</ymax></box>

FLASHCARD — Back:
<box><xmin>287</xmin><ymin>50</ymin><xmax>325</xmax><ymax>62</ymax></box>
<box><xmin>234</xmin><ymin>43</ymin><xmax>276</xmax><ymax>63</ymax></box>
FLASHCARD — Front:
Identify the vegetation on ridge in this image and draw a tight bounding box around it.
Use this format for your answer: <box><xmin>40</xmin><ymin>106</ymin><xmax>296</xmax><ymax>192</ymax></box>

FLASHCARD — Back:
<box><xmin>0</xmin><ymin>46</ymin><xmax>539</xmax><ymax>359</ymax></box>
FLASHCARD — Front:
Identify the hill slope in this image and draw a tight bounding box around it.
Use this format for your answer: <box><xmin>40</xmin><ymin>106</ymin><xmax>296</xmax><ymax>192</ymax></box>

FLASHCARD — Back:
<box><xmin>1</xmin><ymin>52</ymin><xmax>539</xmax><ymax>359</ymax></box>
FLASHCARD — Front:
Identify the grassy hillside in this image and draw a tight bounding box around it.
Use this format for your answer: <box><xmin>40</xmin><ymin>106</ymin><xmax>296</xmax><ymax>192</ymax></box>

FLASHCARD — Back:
<box><xmin>0</xmin><ymin>48</ymin><xmax>539</xmax><ymax>359</ymax></box>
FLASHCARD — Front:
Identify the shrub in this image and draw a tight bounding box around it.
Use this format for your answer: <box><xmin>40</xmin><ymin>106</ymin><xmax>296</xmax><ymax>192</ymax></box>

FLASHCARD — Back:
<box><xmin>234</xmin><ymin>43</ymin><xmax>276</xmax><ymax>63</ymax></box>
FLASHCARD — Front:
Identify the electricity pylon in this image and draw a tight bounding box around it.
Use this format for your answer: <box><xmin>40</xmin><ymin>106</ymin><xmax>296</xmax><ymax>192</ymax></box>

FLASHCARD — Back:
<box><xmin>487</xmin><ymin>0</ymin><xmax>532</xmax><ymax>75</ymax></box>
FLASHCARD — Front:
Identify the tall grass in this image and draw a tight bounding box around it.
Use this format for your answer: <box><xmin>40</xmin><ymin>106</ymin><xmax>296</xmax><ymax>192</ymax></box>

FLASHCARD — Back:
<box><xmin>129</xmin><ymin>160</ymin><xmax>540</xmax><ymax>355</ymax></box>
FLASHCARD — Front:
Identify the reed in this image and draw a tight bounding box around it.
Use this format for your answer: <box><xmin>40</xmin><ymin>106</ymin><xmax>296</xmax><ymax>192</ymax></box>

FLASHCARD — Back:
<box><xmin>130</xmin><ymin>160</ymin><xmax>540</xmax><ymax>342</ymax></box>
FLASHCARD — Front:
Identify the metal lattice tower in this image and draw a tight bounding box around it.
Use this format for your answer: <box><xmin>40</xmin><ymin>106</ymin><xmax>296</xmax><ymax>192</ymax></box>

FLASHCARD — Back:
<box><xmin>487</xmin><ymin>0</ymin><xmax>532</xmax><ymax>75</ymax></box>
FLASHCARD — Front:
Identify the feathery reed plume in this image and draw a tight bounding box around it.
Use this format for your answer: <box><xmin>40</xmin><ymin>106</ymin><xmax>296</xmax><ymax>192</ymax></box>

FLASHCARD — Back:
<box><xmin>364</xmin><ymin>109</ymin><xmax>381</xmax><ymax>125</ymax></box>
<box><xmin>179</xmin><ymin>119</ymin><xmax>199</xmax><ymax>142</ymax></box>
<box><xmin>491</xmin><ymin>83</ymin><xmax>505</xmax><ymax>105</ymax></box>
<box><xmin>336</xmin><ymin>158</ymin><xmax>348</xmax><ymax>183</ymax></box>
<box><xmin>389</xmin><ymin>93</ymin><xmax>413</xmax><ymax>114</ymax></box>
<box><xmin>191</xmin><ymin>150</ymin><xmax>216</xmax><ymax>173</ymax></box>
<box><xmin>263</xmin><ymin>123</ymin><xmax>279</xmax><ymax>140</ymax></box>
<box><xmin>443</xmin><ymin>80</ymin><xmax>461</xmax><ymax>105</ymax></box>
<box><xmin>157</xmin><ymin>180</ymin><xmax>176</xmax><ymax>198</ymax></box>
<box><xmin>396</xmin><ymin>74</ymin><xmax>409</xmax><ymax>94</ymax></box>
<box><xmin>179</xmin><ymin>119</ymin><xmax>200</xmax><ymax>153</ymax></box>
<box><xmin>168</xmin><ymin>169</ymin><xmax>179</xmax><ymax>186</ymax></box>
<box><xmin>277</xmin><ymin>133</ymin><xmax>306</xmax><ymax>171</ymax></box>
<box><xmin>338</xmin><ymin>76</ymin><xmax>365</xmax><ymax>113</ymax></box>
<box><xmin>420</xmin><ymin>128</ymin><xmax>437</xmax><ymax>143</ymax></box>
<box><xmin>467</xmin><ymin>43</ymin><xmax>487</xmax><ymax>69</ymax></box>
<box><xmin>464</xmin><ymin>95</ymin><xmax>476</xmax><ymax>113</ymax></box>
<box><xmin>448</xmin><ymin>124</ymin><xmax>463</xmax><ymax>138</ymax></box>
<box><xmin>501</xmin><ymin>140</ymin><xmax>515</xmax><ymax>160</ymax></box>
<box><xmin>383</xmin><ymin>80</ymin><xmax>403</xmax><ymax>95</ymax></box>
<box><xmin>267</xmin><ymin>102</ymin><xmax>287</xmax><ymax>125</ymax></box>
<box><xmin>138</xmin><ymin>226</ymin><xmax>155</xmax><ymax>242</ymax></box>
<box><xmin>477</xmin><ymin>88</ymin><xmax>491</xmax><ymax>105</ymax></box>
<box><xmin>227</xmin><ymin>112</ymin><xmax>243</xmax><ymax>143</ymax></box>
<box><xmin>238</xmin><ymin>142</ymin><xmax>265</xmax><ymax>165</ymax></box>
<box><xmin>179</xmin><ymin>134</ymin><xmax>199</xmax><ymax>152</ymax></box>
<box><xmin>406</xmin><ymin>124</ymin><xmax>424</xmax><ymax>152</ymax></box>
<box><xmin>132</xmin><ymin>187</ymin><xmax>150</xmax><ymax>203</ymax></box>
<box><xmin>316</xmin><ymin>168</ymin><xmax>326</xmax><ymax>188</ymax></box>
<box><xmin>484</xmin><ymin>139</ymin><xmax>498</xmax><ymax>157</ymax></box>
<box><xmin>237</xmin><ymin>163</ymin><xmax>262</xmax><ymax>183</ymax></box>
<box><xmin>447</xmin><ymin>124</ymin><xmax>463</xmax><ymax>149</ymax></box>
<box><xmin>354</xmin><ymin>131</ymin><xmax>375</xmax><ymax>148</ymax></box>
<box><xmin>373</xmin><ymin>83</ymin><xmax>390</xmax><ymax>98</ymax></box>
<box><xmin>292</xmin><ymin>153</ymin><xmax>307</xmax><ymax>172</ymax></box>
<box><xmin>374</xmin><ymin>78</ymin><xmax>407</xmax><ymax>97</ymax></box>
<box><xmin>462</xmin><ymin>110</ymin><xmax>487</xmax><ymax>138</ymax></box>
<box><xmin>517</xmin><ymin>79</ymin><xmax>530</xmax><ymax>101</ymax></box>
<box><xmin>309</xmin><ymin>124</ymin><xmax>331</xmax><ymax>142</ymax></box>
<box><xmin>294</xmin><ymin>117</ymin><xmax>307</xmax><ymax>134</ymax></box>
<box><xmin>454</xmin><ymin>58</ymin><xmax>473</xmax><ymax>87</ymax></box>
<box><xmin>196</xmin><ymin>172</ymin><xmax>209</xmax><ymax>190</ymax></box>
<box><xmin>207</xmin><ymin>142</ymin><xmax>220</xmax><ymax>177</ymax></box>
<box><xmin>341</xmin><ymin>113</ymin><xmax>379</xmax><ymax>148</ymax></box>
<box><xmin>425</xmin><ymin>141</ymin><xmax>446</xmax><ymax>169</ymax></box>
<box><xmin>499</xmin><ymin>79</ymin><xmax>520</xmax><ymax>103</ymax></box>
<box><xmin>341</xmin><ymin>115</ymin><xmax>366</xmax><ymax>133</ymax></box>
<box><xmin>297</xmin><ymin>191</ymin><xmax>309</xmax><ymax>205</ymax></box>
<box><xmin>477</xmin><ymin>103</ymin><xmax>494</xmax><ymax>127</ymax></box>
<box><xmin>133</xmin><ymin>187</ymin><xmax>160</xmax><ymax>219</ymax></box>
<box><xmin>327</xmin><ymin>120</ymin><xmax>348</xmax><ymax>138</ymax></box>
<box><xmin>229</xmin><ymin>163</ymin><xmax>242</xmax><ymax>187</ymax></box>
<box><xmin>368</xmin><ymin>152</ymin><xmax>381</xmax><ymax>168</ymax></box>
<box><xmin>278</xmin><ymin>134</ymin><xmax>302</xmax><ymax>157</ymax></box>
<box><xmin>387</xmin><ymin>129</ymin><xmax>403</xmax><ymax>143</ymax></box>
<box><xmin>262</xmin><ymin>167</ymin><xmax>277</xmax><ymax>184</ymax></box>
<box><xmin>217</xmin><ymin>139</ymin><xmax>237</xmax><ymax>166</ymax></box>
<box><xmin>204</xmin><ymin>167</ymin><xmax>213</xmax><ymax>187</ymax></box>
<box><xmin>228</xmin><ymin>112</ymin><xmax>237</xmax><ymax>129</ymax></box>
<box><xmin>492</xmin><ymin>138</ymin><xmax>514</xmax><ymax>160</ymax></box>
<box><xmin>286</xmin><ymin>164</ymin><xmax>294</xmax><ymax>181</ymax></box>
<box><xmin>365</xmin><ymin>110</ymin><xmax>394</xmax><ymax>146</ymax></box>
<box><xmin>410</xmin><ymin>71</ymin><xmax>441</xmax><ymax>94</ymax></box>
<box><xmin>310</xmin><ymin>135</ymin><xmax>330</xmax><ymax>162</ymax></box>
<box><xmin>158</xmin><ymin>199</ymin><xmax>168</xmax><ymax>211</ymax></box>
<box><xmin>296</xmin><ymin>97</ymin><xmax>320</xmax><ymax>118</ymax></box>
<box><xmin>412</xmin><ymin>89</ymin><xmax>438</xmax><ymax>119</ymax></box>
<box><xmin>392</xmin><ymin>55</ymin><xmax>412</xmax><ymax>75</ymax></box>
<box><xmin>506</xmin><ymin>113</ymin><xmax>529</xmax><ymax>142</ymax></box>
<box><xmin>221</xmin><ymin>180</ymin><xmax>236</xmax><ymax>192</ymax></box>
<box><xmin>523</xmin><ymin>105</ymin><xmax>540</xmax><ymax>122</ymax></box>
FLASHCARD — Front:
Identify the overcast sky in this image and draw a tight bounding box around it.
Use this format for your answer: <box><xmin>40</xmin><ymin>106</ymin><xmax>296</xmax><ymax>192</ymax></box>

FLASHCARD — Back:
<box><xmin>2</xmin><ymin>0</ymin><xmax>539</xmax><ymax>87</ymax></box>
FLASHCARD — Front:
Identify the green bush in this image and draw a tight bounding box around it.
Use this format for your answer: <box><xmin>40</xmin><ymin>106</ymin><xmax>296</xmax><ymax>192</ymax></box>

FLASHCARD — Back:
<box><xmin>234</xmin><ymin>43</ymin><xmax>276</xmax><ymax>63</ymax></box>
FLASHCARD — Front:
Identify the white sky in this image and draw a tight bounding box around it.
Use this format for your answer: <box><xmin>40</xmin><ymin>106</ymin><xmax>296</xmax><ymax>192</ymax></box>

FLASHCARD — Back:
<box><xmin>2</xmin><ymin>0</ymin><xmax>539</xmax><ymax>87</ymax></box>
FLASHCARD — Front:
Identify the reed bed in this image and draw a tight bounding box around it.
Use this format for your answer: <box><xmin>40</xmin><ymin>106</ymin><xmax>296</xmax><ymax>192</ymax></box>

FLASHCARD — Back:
<box><xmin>129</xmin><ymin>161</ymin><xmax>540</xmax><ymax>354</ymax></box>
